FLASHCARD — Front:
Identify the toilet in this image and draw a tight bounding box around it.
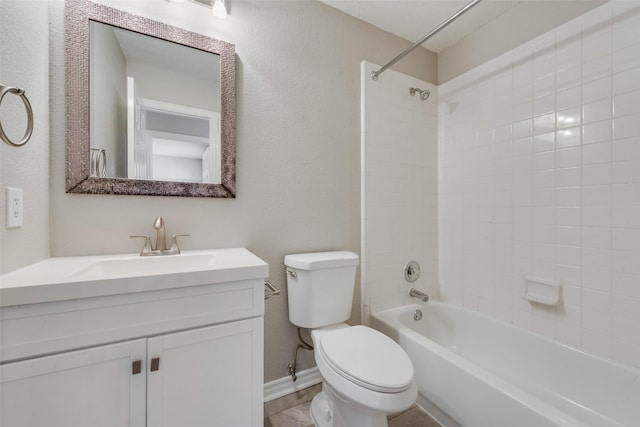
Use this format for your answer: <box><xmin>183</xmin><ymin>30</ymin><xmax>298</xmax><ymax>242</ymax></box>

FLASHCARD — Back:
<box><xmin>285</xmin><ymin>251</ymin><xmax>417</xmax><ymax>427</ymax></box>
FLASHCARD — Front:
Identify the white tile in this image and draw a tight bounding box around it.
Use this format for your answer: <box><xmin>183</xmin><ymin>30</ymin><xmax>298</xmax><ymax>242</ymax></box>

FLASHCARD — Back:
<box><xmin>557</xmin><ymin>108</ymin><xmax>581</xmax><ymax>129</ymax></box>
<box><xmin>583</xmin><ymin>32</ymin><xmax>612</xmax><ymax>65</ymax></box>
<box><xmin>582</xmin><ymin>54</ymin><xmax>612</xmax><ymax>83</ymax></box>
<box><xmin>613</xmin><ymin>113</ymin><xmax>640</xmax><ymax>140</ymax></box>
<box><xmin>534</xmin><ymin>93</ymin><xmax>555</xmax><ymax>116</ymax></box>
<box><xmin>612</xmin><ymin>316</ymin><xmax>640</xmax><ymax>341</ymax></box>
<box><xmin>582</xmin><ymin>266</ymin><xmax>611</xmax><ymax>291</ymax></box>
<box><xmin>613</xmin><ymin>44</ymin><xmax>640</xmax><ymax>72</ymax></box>
<box><xmin>583</xmin><ymin>288</ymin><xmax>612</xmax><ymax>314</ymax></box>
<box><xmin>556</xmin><ymin>321</ymin><xmax>582</xmax><ymax>347</ymax></box>
<box><xmin>556</xmin><ymin>244</ymin><xmax>582</xmax><ymax>266</ymax></box>
<box><xmin>582</xmin><ymin>226</ymin><xmax>612</xmax><ymax>250</ymax></box>
<box><xmin>583</xmin><ymin>98</ymin><xmax>612</xmax><ymax>124</ymax></box>
<box><xmin>613</xmin><ymin>67</ymin><xmax>640</xmax><ymax>95</ymax></box>
<box><xmin>555</xmin><ymin>167</ymin><xmax>580</xmax><ymax>187</ymax></box>
<box><xmin>534</xmin><ymin>150</ymin><xmax>555</xmax><ymax>170</ymax></box>
<box><xmin>582</xmin><ymin>308</ymin><xmax>612</xmax><ymax>335</ymax></box>
<box><xmin>534</xmin><ymin>188</ymin><xmax>555</xmax><ymax>206</ymax></box>
<box><xmin>612</xmin><ymin>271</ymin><xmax>640</xmax><ymax>299</ymax></box>
<box><xmin>532</xmin><ymin>308</ymin><xmax>556</xmax><ymax>338</ymax></box>
<box><xmin>556</xmin><ymin>66</ymin><xmax>581</xmax><ymax>91</ymax></box>
<box><xmin>533</xmin><ymin>113</ymin><xmax>555</xmax><ymax>135</ymax></box>
<box><xmin>512</xmin><ymin>118</ymin><xmax>532</xmax><ymax>138</ymax></box>
<box><xmin>535</xmin><ymin>169</ymin><xmax>555</xmax><ymax>188</ymax></box>
<box><xmin>613</xmin><ymin>160</ymin><xmax>640</xmax><ymax>184</ymax></box>
<box><xmin>612</xmin><ymin>206</ymin><xmax>640</xmax><ymax>229</ymax></box>
<box><xmin>534</xmin><ymin>75</ymin><xmax>555</xmax><ymax>98</ymax></box>
<box><xmin>556</xmin><ymin>147</ymin><xmax>581</xmax><ymax>168</ymax></box>
<box><xmin>533</xmin><ymin>132</ymin><xmax>555</xmax><ymax>153</ymax></box>
<box><xmin>534</xmin><ymin>53</ymin><xmax>555</xmax><ymax>80</ymax></box>
<box><xmin>583</xmin><ymin>76</ymin><xmax>612</xmax><ymax>103</ymax></box>
<box><xmin>556</xmin><ymin>86</ymin><xmax>581</xmax><ymax>111</ymax></box>
<box><xmin>612</xmin><ymin>250</ymin><xmax>640</xmax><ymax>275</ymax></box>
<box><xmin>612</xmin><ymin>228</ymin><xmax>640</xmax><ymax>252</ymax></box>
<box><xmin>556</xmin><ymin>187</ymin><xmax>581</xmax><ymax>207</ymax></box>
<box><xmin>556</xmin><ymin>207</ymin><xmax>581</xmax><ymax>226</ymax></box>
<box><xmin>614</xmin><ymin>89</ymin><xmax>640</xmax><ymax>118</ymax></box>
<box><xmin>556</xmin><ymin>41</ymin><xmax>582</xmax><ymax>72</ymax></box>
<box><xmin>583</xmin><ymin>206</ymin><xmax>612</xmax><ymax>227</ymax></box>
<box><xmin>556</xmin><ymin>127</ymin><xmax>581</xmax><ymax>148</ymax></box>
<box><xmin>612</xmin><ymin>183</ymin><xmax>640</xmax><ymax>205</ymax></box>
<box><xmin>613</xmin><ymin>137</ymin><xmax>640</xmax><ymax>161</ymax></box>
<box><xmin>613</xmin><ymin>292</ymin><xmax>640</xmax><ymax>320</ymax></box>
<box><xmin>582</xmin><ymin>163</ymin><xmax>611</xmax><ymax>186</ymax></box>
<box><xmin>583</xmin><ymin>141</ymin><xmax>611</xmax><ymax>165</ymax></box>
<box><xmin>583</xmin><ymin>185</ymin><xmax>611</xmax><ymax>207</ymax></box>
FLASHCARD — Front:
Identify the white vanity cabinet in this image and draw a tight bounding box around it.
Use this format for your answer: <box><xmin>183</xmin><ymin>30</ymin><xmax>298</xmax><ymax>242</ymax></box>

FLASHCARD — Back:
<box><xmin>1</xmin><ymin>339</ymin><xmax>148</xmax><ymax>427</ymax></box>
<box><xmin>0</xmin><ymin>249</ymin><xmax>268</xmax><ymax>427</ymax></box>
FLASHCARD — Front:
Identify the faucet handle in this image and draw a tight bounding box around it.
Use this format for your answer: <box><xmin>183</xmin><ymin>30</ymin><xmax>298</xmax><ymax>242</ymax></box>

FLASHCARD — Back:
<box><xmin>169</xmin><ymin>234</ymin><xmax>190</xmax><ymax>254</ymax></box>
<box><xmin>130</xmin><ymin>235</ymin><xmax>153</xmax><ymax>255</ymax></box>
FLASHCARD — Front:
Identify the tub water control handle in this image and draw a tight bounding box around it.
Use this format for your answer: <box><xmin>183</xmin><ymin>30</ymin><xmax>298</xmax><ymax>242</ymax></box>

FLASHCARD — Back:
<box><xmin>404</xmin><ymin>260</ymin><xmax>421</xmax><ymax>282</ymax></box>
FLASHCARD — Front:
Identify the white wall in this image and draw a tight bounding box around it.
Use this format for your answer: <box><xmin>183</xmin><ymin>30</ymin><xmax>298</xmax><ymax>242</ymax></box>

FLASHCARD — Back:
<box><xmin>42</xmin><ymin>0</ymin><xmax>436</xmax><ymax>384</ymax></box>
<box><xmin>361</xmin><ymin>61</ymin><xmax>439</xmax><ymax>322</ymax></box>
<box><xmin>438</xmin><ymin>1</ymin><xmax>607</xmax><ymax>84</ymax></box>
<box><xmin>439</xmin><ymin>1</ymin><xmax>640</xmax><ymax>369</ymax></box>
<box><xmin>0</xmin><ymin>0</ymin><xmax>50</xmax><ymax>273</ymax></box>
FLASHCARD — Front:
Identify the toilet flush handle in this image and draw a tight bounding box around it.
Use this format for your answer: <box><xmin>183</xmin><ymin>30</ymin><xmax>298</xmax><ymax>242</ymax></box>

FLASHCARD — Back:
<box><xmin>286</xmin><ymin>269</ymin><xmax>297</xmax><ymax>278</ymax></box>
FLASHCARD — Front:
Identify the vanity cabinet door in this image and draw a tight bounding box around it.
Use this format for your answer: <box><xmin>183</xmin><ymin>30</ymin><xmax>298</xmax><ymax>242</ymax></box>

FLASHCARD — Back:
<box><xmin>146</xmin><ymin>317</ymin><xmax>264</xmax><ymax>427</ymax></box>
<box><xmin>0</xmin><ymin>339</ymin><xmax>147</xmax><ymax>427</ymax></box>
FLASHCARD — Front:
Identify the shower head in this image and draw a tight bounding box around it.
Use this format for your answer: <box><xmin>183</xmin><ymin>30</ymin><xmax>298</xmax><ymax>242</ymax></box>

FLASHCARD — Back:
<box><xmin>409</xmin><ymin>87</ymin><xmax>430</xmax><ymax>101</ymax></box>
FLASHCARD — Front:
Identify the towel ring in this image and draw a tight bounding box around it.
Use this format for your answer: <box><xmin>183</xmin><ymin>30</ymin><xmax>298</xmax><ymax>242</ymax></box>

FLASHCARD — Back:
<box><xmin>0</xmin><ymin>85</ymin><xmax>34</xmax><ymax>147</ymax></box>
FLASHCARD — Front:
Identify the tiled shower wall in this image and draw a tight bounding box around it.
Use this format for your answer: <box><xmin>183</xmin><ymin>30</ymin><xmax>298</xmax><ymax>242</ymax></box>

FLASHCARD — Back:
<box><xmin>361</xmin><ymin>61</ymin><xmax>439</xmax><ymax>323</ymax></box>
<box><xmin>439</xmin><ymin>2</ymin><xmax>640</xmax><ymax>368</ymax></box>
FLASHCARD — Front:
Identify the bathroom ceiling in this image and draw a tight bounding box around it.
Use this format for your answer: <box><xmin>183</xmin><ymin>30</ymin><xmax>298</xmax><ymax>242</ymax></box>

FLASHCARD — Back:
<box><xmin>318</xmin><ymin>0</ymin><xmax>552</xmax><ymax>53</ymax></box>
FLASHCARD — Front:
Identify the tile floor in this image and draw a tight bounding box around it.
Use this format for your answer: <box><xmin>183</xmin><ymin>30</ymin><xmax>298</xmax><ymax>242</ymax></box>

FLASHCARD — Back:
<box><xmin>264</xmin><ymin>385</ymin><xmax>441</xmax><ymax>427</ymax></box>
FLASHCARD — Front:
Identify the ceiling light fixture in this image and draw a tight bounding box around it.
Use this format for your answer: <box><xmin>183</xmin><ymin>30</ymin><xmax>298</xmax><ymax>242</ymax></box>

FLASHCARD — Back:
<box><xmin>212</xmin><ymin>0</ymin><xmax>227</xmax><ymax>19</ymax></box>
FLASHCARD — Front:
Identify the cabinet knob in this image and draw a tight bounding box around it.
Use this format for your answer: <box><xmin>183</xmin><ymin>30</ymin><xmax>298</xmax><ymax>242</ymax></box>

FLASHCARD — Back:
<box><xmin>150</xmin><ymin>357</ymin><xmax>160</xmax><ymax>372</ymax></box>
<box><xmin>132</xmin><ymin>360</ymin><xmax>142</xmax><ymax>375</ymax></box>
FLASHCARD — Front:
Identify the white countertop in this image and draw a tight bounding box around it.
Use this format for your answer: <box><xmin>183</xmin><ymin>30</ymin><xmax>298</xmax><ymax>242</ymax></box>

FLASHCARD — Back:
<box><xmin>0</xmin><ymin>248</ymin><xmax>269</xmax><ymax>307</ymax></box>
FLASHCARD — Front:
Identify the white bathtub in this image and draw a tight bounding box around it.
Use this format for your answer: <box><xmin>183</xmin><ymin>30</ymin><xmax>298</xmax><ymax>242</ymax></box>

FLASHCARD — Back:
<box><xmin>371</xmin><ymin>302</ymin><xmax>640</xmax><ymax>427</ymax></box>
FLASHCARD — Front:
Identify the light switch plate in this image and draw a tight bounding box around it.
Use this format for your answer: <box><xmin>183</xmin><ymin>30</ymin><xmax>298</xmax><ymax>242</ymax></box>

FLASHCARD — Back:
<box><xmin>6</xmin><ymin>187</ymin><xmax>23</xmax><ymax>228</ymax></box>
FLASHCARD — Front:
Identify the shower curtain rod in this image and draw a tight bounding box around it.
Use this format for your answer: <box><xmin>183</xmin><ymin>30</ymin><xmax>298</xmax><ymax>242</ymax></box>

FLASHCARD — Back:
<box><xmin>370</xmin><ymin>0</ymin><xmax>483</xmax><ymax>81</ymax></box>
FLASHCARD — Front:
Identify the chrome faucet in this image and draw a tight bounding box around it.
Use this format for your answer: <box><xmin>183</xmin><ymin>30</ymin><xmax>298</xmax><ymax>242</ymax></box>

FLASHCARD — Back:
<box><xmin>153</xmin><ymin>217</ymin><xmax>167</xmax><ymax>251</ymax></box>
<box><xmin>130</xmin><ymin>217</ymin><xmax>189</xmax><ymax>256</ymax></box>
<box><xmin>409</xmin><ymin>287</ymin><xmax>429</xmax><ymax>303</ymax></box>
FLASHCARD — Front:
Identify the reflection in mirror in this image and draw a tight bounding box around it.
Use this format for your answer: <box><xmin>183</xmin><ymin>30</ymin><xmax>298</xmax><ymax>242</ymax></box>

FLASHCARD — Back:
<box><xmin>90</xmin><ymin>22</ymin><xmax>221</xmax><ymax>184</ymax></box>
<box><xmin>65</xmin><ymin>0</ymin><xmax>236</xmax><ymax>197</ymax></box>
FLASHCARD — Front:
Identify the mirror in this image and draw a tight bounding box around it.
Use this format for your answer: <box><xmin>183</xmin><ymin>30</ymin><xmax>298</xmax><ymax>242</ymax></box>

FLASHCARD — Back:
<box><xmin>65</xmin><ymin>0</ymin><xmax>236</xmax><ymax>197</ymax></box>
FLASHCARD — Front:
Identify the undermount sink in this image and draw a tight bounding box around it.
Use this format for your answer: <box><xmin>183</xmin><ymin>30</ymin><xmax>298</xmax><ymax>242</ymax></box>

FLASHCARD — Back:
<box><xmin>0</xmin><ymin>248</ymin><xmax>269</xmax><ymax>307</ymax></box>
<box><xmin>71</xmin><ymin>252</ymin><xmax>217</xmax><ymax>278</ymax></box>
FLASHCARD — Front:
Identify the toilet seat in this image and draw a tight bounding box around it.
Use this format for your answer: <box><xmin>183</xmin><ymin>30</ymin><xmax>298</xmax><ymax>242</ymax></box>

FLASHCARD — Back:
<box><xmin>317</xmin><ymin>325</ymin><xmax>414</xmax><ymax>393</ymax></box>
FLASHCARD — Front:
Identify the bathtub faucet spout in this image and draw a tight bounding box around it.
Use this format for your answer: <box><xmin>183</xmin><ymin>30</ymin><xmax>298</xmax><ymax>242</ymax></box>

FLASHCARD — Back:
<box><xmin>409</xmin><ymin>288</ymin><xmax>429</xmax><ymax>302</ymax></box>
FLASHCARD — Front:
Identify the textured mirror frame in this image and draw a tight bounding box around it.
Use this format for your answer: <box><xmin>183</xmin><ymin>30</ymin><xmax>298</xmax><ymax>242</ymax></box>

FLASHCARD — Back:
<box><xmin>65</xmin><ymin>0</ymin><xmax>236</xmax><ymax>197</ymax></box>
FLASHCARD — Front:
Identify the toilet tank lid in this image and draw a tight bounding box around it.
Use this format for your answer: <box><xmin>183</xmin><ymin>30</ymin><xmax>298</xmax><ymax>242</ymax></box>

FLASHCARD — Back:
<box><xmin>284</xmin><ymin>251</ymin><xmax>359</xmax><ymax>270</ymax></box>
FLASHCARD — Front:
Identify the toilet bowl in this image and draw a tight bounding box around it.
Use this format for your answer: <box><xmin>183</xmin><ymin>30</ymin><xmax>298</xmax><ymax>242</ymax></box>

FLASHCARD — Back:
<box><xmin>309</xmin><ymin>325</ymin><xmax>418</xmax><ymax>427</ymax></box>
<box><xmin>284</xmin><ymin>251</ymin><xmax>417</xmax><ymax>426</ymax></box>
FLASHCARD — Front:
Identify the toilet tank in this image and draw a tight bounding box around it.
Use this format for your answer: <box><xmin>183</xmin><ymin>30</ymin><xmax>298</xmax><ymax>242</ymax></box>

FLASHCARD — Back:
<box><xmin>285</xmin><ymin>251</ymin><xmax>359</xmax><ymax>328</ymax></box>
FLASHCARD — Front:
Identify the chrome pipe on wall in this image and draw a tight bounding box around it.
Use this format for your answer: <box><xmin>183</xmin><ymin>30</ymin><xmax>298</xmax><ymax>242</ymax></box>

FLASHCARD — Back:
<box><xmin>370</xmin><ymin>0</ymin><xmax>483</xmax><ymax>81</ymax></box>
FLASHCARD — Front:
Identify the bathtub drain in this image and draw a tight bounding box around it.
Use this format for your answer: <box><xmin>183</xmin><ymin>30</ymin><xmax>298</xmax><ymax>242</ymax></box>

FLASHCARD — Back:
<box><xmin>414</xmin><ymin>309</ymin><xmax>422</xmax><ymax>321</ymax></box>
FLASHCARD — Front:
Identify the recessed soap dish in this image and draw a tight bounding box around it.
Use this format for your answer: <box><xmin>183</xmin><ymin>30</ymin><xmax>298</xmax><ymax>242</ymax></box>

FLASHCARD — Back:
<box><xmin>523</xmin><ymin>276</ymin><xmax>561</xmax><ymax>305</ymax></box>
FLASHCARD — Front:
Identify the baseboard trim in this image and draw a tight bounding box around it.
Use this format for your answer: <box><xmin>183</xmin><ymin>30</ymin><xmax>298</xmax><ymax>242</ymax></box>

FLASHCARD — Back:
<box><xmin>264</xmin><ymin>367</ymin><xmax>322</xmax><ymax>402</ymax></box>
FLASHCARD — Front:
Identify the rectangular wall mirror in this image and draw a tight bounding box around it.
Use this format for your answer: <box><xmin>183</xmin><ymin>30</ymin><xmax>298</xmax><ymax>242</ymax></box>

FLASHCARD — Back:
<box><xmin>65</xmin><ymin>0</ymin><xmax>236</xmax><ymax>197</ymax></box>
